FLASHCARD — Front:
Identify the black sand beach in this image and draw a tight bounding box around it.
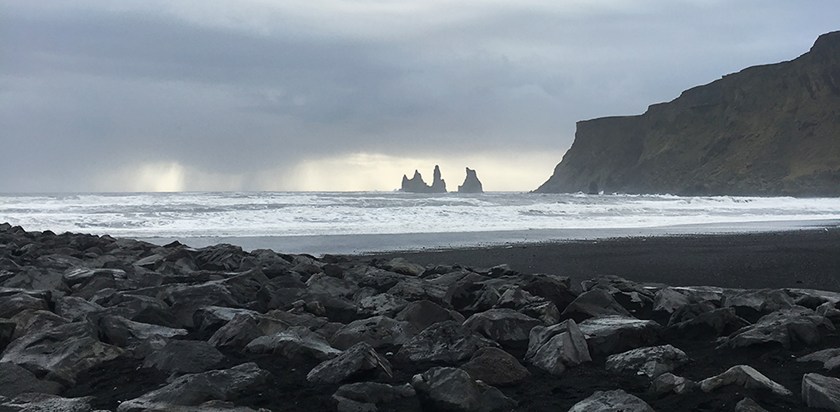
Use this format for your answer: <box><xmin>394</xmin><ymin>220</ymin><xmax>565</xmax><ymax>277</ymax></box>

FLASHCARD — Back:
<box><xmin>4</xmin><ymin>224</ymin><xmax>840</xmax><ymax>411</ymax></box>
<box><xmin>368</xmin><ymin>227</ymin><xmax>840</xmax><ymax>291</ymax></box>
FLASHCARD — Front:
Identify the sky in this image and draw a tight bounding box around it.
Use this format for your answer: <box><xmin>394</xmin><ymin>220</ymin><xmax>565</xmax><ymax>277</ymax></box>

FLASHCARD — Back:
<box><xmin>1</xmin><ymin>1</ymin><xmax>838</xmax><ymax>192</ymax></box>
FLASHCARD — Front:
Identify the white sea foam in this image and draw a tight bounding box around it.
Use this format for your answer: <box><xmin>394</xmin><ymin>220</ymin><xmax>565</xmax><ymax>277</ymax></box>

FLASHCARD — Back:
<box><xmin>1</xmin><ymin>192</ymin><xmax>839</xmax><ymax>239</ymax></box>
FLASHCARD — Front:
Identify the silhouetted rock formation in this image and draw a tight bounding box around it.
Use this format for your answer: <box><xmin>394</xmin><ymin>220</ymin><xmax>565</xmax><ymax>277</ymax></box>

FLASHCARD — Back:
<box><xmin>458</xmin><ymin>168</ymin><xmax>484</xmax><ymax>193</ymax></box>
<box><xmin>536</xmin><ymin>31</ymin><xmax>840</xmax><ymax>196</ymax></box>
<box><xmin>401</xmin><ymin>165</ymin><xmax>447</xmax><ymax>193</ymax></box>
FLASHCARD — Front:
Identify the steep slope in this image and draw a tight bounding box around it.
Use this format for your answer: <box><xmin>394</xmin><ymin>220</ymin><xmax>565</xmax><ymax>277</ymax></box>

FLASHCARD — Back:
<box><xmin>536</xmin><ymin>31</ymin><xmax>840</xmax><ymax>196</ymax></box>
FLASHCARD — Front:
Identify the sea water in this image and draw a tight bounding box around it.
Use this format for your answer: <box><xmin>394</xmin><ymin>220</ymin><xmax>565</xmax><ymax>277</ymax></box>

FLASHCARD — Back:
<box><xmin>1</xmin><ymin>192</ymin><xmax>839</xmax><ymax>254</ymax></box>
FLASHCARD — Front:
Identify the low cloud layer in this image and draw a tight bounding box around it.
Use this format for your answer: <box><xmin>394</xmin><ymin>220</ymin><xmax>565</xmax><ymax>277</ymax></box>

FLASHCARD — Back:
<box><xmin>1</xmin><ymin>1</ymin><xmax>838</xmax><ymax>191</ymax></box>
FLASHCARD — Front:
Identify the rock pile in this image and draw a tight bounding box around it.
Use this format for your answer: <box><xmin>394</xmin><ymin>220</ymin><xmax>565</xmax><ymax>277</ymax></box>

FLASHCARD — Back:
<box><xmin>2</xmin><ymin>222</ymin><xmax>840</xmax><ymax>411</ymax></box>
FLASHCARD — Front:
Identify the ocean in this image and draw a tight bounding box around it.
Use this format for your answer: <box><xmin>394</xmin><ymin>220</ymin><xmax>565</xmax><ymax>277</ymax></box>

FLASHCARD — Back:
<box><xmin>1</xmin><ymin>192</ymin><xmax>839</xmax><ymax>255</ymax></box>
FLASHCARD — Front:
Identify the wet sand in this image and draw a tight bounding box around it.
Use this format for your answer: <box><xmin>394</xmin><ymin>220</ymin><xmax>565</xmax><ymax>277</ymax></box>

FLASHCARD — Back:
<box><xmin>364</xmin><ymin>227</ymin><xmax>840</xmax><ymax>291</ymax></box>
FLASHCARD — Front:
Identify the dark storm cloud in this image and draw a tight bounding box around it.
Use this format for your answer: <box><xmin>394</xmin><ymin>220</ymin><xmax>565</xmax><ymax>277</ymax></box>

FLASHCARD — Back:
<box><xmin>1</xmin><ymin>1</ymin><xmax>839</xmax><ymax>191</ymax></box>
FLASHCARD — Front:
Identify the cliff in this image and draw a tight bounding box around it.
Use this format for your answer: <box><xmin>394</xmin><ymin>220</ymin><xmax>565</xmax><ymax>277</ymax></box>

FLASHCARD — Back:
<box><xmin>536</xmin><ymin>31</ymin><xmax>840</xmax><ymax>196</ymax></box>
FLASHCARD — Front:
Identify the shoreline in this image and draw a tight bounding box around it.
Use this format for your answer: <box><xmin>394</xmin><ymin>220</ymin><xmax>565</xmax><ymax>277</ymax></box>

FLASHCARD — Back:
<box><xmin>138</xmin><ymin>218</ymin><xmax>840</xmax><ymax>256</ymax></box>
<box><xmin>363</xmin><ymin>226</ymin><xmax>840</xmax><ymax>291</ymax></box>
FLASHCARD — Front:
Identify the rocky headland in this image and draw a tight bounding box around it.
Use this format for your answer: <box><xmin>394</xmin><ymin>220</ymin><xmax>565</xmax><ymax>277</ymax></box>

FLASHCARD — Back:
<box><xmin>537</xmin><ymin>31</ymin><xmax>840</xmax><ymax>196</ymax></box>
<box><xmin>458</xmin><ymin>168</ymin><xmax>484</xmax><ymax>193</ymax></box>
<box><xmin>3</xmin><ymin>223</ymin><xmax>840</xmax><ymax>411</ymax></box>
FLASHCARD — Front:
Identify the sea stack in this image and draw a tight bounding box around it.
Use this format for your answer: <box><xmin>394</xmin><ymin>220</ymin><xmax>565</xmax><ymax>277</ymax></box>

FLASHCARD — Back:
<box><xmin>457</xmin><ymin>167</ymin><xmax>484</xmax><ymax>193</ymax></box>
<box><xmin>400</xmin><ymin>165</ymin><xmax>447</xmax><ymax>193</ymax></box>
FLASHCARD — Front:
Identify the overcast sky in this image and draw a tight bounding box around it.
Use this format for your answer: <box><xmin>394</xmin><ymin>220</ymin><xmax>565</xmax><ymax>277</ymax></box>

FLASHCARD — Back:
<box><xmin>1</xmin><ymin>1</ymin><xmax>838</xmax><ymax>192</ymax></box>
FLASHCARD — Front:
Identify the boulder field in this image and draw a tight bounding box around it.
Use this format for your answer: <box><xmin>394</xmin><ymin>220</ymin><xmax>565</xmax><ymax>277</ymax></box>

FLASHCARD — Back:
<box><xmin>2</xmin><ymin>222</ymin><xmax>840</xmax><ymax>411</ymax></box>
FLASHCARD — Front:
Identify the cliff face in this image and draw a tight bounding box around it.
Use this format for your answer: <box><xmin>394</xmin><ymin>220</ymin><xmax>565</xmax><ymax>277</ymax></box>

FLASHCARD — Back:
<box><xmin>536</xmin><ymin>31</ymin><xmax>840</xmax><ymax>196</ymax></box>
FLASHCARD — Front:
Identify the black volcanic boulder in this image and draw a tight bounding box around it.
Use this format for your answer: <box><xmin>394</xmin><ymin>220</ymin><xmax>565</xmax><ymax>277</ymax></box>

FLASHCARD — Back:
<box><xmin>562</xmin><ymin>289</ymin><xmax>632</xmax><ymax>322</ymax></box>
<box><xmin>463</xmin><ymin>308</ymin><xmax>542</xmax><ymax>347</ymax></box>
<box><xmin>306</xmin><ymin>342</ymin><xmax>392</xmax><ymax>384</ymax></box>
<box><xmin>1</xmin><ymin>321</ymin><xmax>124</xmax><ymax>386</ymax></box>
<box><xmin>460</xmin><ymin>347</ymin><xmax>530</xmax><ymax>386</ymax></box>
<box><xmin>577</xmin><ymin>316</ymin><xmax>661</xmax><ymax>356</ymax></box>
<box><xmin>397</xmin><ymin>320</ymin><xmax>496</xmax><ymax>363</ymax></box>
<box><xmin>142</xmin><ymin>340</ymin><xmax>224</xmax><ymax>375</ymax></box>
<box><xmin>116</xmin><ymin>362</ymin><xmax>270</xmax><ymax>412</ymax></box>
<box><xmin>568</xmin><ymin>389</ymin><xmax>654</xmax><ymax>412</ymax></box>
<box><xmin>411</xmin><ymin>367</ymin><xmax>516</xmax><ymax>412</ymax></box>
<box><xmin>720</xmin><ymin>306</ymin><xmax>834</xmax><ymax>349</ymax></box>
<box><xmin>525</xmin><ymin>319</ymin><xmax>591</xmax><ymax>375</ymax></box>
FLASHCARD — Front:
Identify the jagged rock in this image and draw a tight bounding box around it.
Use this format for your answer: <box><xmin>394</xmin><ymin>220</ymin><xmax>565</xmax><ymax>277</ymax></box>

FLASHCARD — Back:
<box><xmin>142</xmin><ymin>340</ymin><xmax>224</xmax><ymax>375</ymax></box>
<box><xmin>400</xmin><ymin>165</ymin><xmax>447</xmax><ymax>193</ymax></box>
<box><xmin>99</xmin><ymin>314</ymin><xmax>187</xmax><ymax>345</ymax></box>
<box><xmin>55</xmin><ymin>296</ymin><xmax>104</xmax><ymax>322</ymax></box>
<box><xmin>0</xmin><ymin>320</ymin><xmax>14</xmax><ymax>352</ymax></box>
<box><xmin>116</xmin><ymin>362</ymin><xmax>269</xmax><ymax>412</ymax></box>
<box><xmin>193</xmin><ymin>306</ymin><xmax>261</xmax><ymax>334</ymax></box>
<box><xmin>0</xmin><ymin>290</ymin><xmax>50</xmax><ymax>318</ymax></box>
<box><xmin>332</xmin><ymin>382</ymin><xmax>416</xmax><ymax>412</ymax></box>
<box><xmin>395</xmin><ymin>300</ymin><xmax>464</xmax><ymax>332</ymax></box>
<box><xmin>92</xmin><ymin>292</ymin><xmax>179</xmax><ymax>328</ymax></box>
<box><xmin>652</xmin><ymin>287</ymin><xmax>691</xmax><ymax>314</ymax></box>
<box><xmin>330</xmin><ymin>316</ymin><xmax>413</xmax><ymax>350</ymax></box>
<box><xmin>667</xmin><ymin>307</ymin><xmax>750</xmax><ymax>338</ymax></box>
<box><xmin>699</xmin><ymin>365</ymin><xmax>793</xmax><ymax>396</ymax></box>
<box><xmin>0</xmin><ymin>393</ymin><xmax>95</xmax><ymax>412</ymax></box>
<box><xmin>525</xmin><ymin>319</ymin><xmax>591</xmax><ymax>375</ymax></box>
<box><xmin>350</xmin><ymin>267</ymin><xmax>408</xmax><ymax>292</ymax></box>
<box><xmin>520</xmin><ymin>300</ymin><xmax>561</xmax><ymax>325</ymax></box>
<box><xmin>463</xmin><ymin>308</ymin><xmax>542</xmax><ymax>346</ymax></box>
<box><xmin>649</xmin><ymin>373</ymin><xmax>697</xmax><ymax>395</ymax></box>
<box><xmin>521</xmin><ymin>274</ymin><xmax>577</xmax><ymax>311</ymax></box>
<box><xmin>8</xmin><ymin>309</ymin><xmax>69</xmax><ymax>339</ymax></box>
<box><xmin>1</xmin><ymin>321</ymin><xmax>124</xmax><ymax>386</ymax></box>
<box><xmin>397</xmin><ymin>320</ymin><xmax>496</xmax><ymax>363</ymax></box>
<box><xmin>494</xmin><ymin>286</ymin><xmax>541</xmax><ymax>309</ymax></box>
<box><xmin>388</xmin><ymin>278</ymin><xmax>448</xmax><ymax>306</ymax></box>
<box><xmin>245</xmin><ymin>326</ymin><xmax>340</xmax><ymax>360</ymax></box>
<box><xmin>723</xmin><ymin>289</ymin><xmax>795</xmax><ymax>319</ymax></box>
<box><xmin>208</xmin><ymin>314</ymin><xmax>265</xmax><ymax>349</ymax></box>
<box><xmin>307</xmin><ymin>342</ymin><xmax>392</xmax><ymax>384</ymax></box>
<box><xmin>535</xmin><ymin>31</ymin><xmax>840</xmax><ymax>197</ymax></box>
<box><xmin>457</xmin><ymin>167</ymin><xmax>484</xmax><ymax>193</ymax></box>
<box><xmin>736</xmin><ymin>397</ymin><xmax>770</xmax><ymax>412</ymax></box>
<box><xmin>568</xmin><ymin>389</ymin><xmax>654</xmax><ymax>412</ymax></box>
<box><xmin>160</xmin><ymin>283</ymin><xmax>241</xmax><ymax>328</ymax></box>
<box><xmin>578</xmin><ymin>316</ymin><xmax>661</xmax><ymax>356</ymax></box>
<box><xmin>798</xmin><ymin>348</ymin><xmax>840</xmax><ymax>371</ymax></box>
<box><xmin>0</xmin><ymin>362</ymin><xmax>63</xmax><ymax>397</ymax></box>
<box><xmin>379</xmin><ymin>258</ymin><xmax>425</xmax><ymax>277</ymax></box>
<box><xmin>460</xmin><ymin>347</ymin><xmax>530</xmax><ymax>386</ymax></box>
<box><xmin>356</xmin><ymin>293</ymin><xmax>408</xmax><ymax>317</ymax></box>
<box><xmin>802</xmin><ymin>373</ymin><xmax>840</xmax><ymax>411</ymax></box>
<box><xmin>411</xmin><ymin>367</ymin><xmax>516</xmax><ymax>412</ymax></box>
<box><xmin>62</xmin><ymin>268</ymin><xmax>127</xmax><ymax>298</ymax></box>
<box><xmin>581</xmin><ymin>276</ymin><xmax>656</xmax><ymax>315</ymax></box>
<box><xmin>605</xmin><ymin>344</ymin><xmax>690</xmax><ymax>379</ymax></box>
<box><xmin>561</xmin><ymin>289</ymin><xmax>631</xmax><ymax>322</ymax></box>
<box><xmin>721</xmin><ymin>306</ymin><xmax>834</xmax><ymax>349</ymax></box>
<box><xmin>218</xmin><ymin>268</ymin><xmax>271</xmax><ymax>305</ymax></box>
<box><xmin>192</xmin><ymin>243</ymin><xmax>247</xmax><ymax>272</ymax></box>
